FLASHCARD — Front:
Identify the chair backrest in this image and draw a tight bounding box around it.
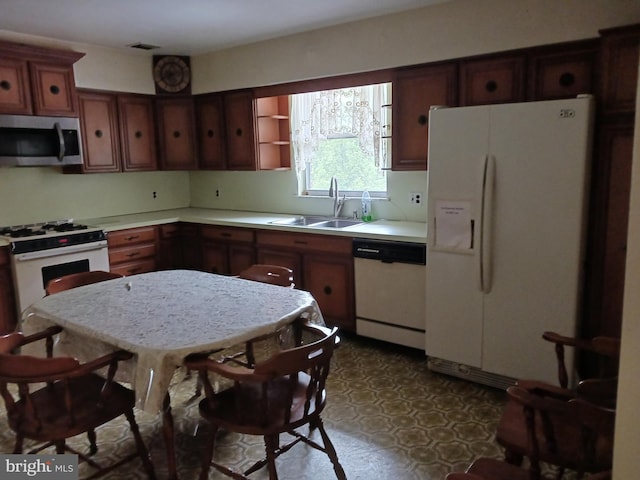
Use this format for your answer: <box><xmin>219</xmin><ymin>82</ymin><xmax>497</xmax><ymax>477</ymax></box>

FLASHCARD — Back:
<box><xmin>45</xmin><ymin>270</ymin><xmax>124</xmax><ymax>295</ymax></box>
<box><xmin>506</xmin><ymin>385</ymin><xmax>615</xmax><ymax>478</ymax></box>
<box><xmin>541</xmin><ymin>331</ymin><xmax>620</xmax><ymax>389</ymax></box>
<box><xmin>238</xmin><ymin>264</ymin><xmax>295</xmax><ymax>288</ymax></box>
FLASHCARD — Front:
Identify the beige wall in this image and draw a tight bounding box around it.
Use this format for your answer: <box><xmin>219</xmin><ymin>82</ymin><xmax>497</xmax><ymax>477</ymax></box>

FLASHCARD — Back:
<box><xmin>613</xmin><ymin>60</ymin><xmax>640</xmax><ymax>479</ymax></box>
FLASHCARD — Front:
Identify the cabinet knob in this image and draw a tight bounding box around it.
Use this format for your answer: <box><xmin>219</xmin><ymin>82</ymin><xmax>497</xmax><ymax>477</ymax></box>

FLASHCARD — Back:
<box><xmin>417</xmin><ymin>114</ymin><xmax>428</xmax><ymax>126</ymax></box>
<box><xmin>173</xmin><ymin>131</ymin><xmax>181</xmax><ymax>138</ymax></box>
<box><xmin>559</xmin><ymin>72</ymin><xmax>576</xmax><ymax>87</ymax></box>
<box><xmin>485</xmin><ymin>80</ymin><xmax>498</xmax><ymax>93</ymax></box>
<box><xmin>235</xmin><ymin>128</ymin><xmax>243</xmax><ymax>136</ymax></box>
<box><xmin>0</xmin><ymin>80</ymin><xmax>10</xmax><ymax>91</ymax></box>
<box><xmin>207</xmin><ymin>129</ymin><xmax>214</xmax><ymax>138</ymax></box>
<box><xmin>95</xmin><ymin>130</ymin><xmax>103</xmax><ymax>138</ymax></box>
<box><xmin>135</xmin><ymin>131</ymin><xmax>143</xmax><ymax>139</ymax></box>
<box><xmin>324</xmin><ymin>285</ymin><xmax>332</xmax><ymax>295</ymax></box>
<box><xmin>49</xmin><ymin>85</ymin><xmax>60</xmax><ymax>95</ymax></box>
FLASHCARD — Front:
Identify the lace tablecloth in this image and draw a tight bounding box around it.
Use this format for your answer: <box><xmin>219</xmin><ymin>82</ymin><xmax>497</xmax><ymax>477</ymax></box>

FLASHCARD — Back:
<box><xmin>22</xmin><ymin>269</ymin><xmax>324</xmax><ymax>413</ymax></box>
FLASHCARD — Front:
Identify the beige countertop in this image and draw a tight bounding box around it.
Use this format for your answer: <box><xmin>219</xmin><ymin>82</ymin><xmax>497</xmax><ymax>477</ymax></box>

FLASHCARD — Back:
<box><xmin>79</xmin><ymin>208</ymin><xmax>427</xmax><ymax>244</ymax></box>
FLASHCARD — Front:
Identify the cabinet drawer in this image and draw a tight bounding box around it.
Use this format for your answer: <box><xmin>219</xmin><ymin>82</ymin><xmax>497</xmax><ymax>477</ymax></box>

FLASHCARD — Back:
<box><xmin>109</xmin><ymin>244</ymin><xmax>156</xmax><ymax>265</ymax></box>
<box><xmin>201</xmin><ymin>226</ymin><xmax>254</xmax><ymax>243</ymax></box>
<box><xmin>256</xmin><ymin>231</ymin><xmax>351</xmax><ymax>254</ymax></box>
<box><xmin>110</xmin><ymin>258</ymin><xmax>156</xmax><ymax>277</ymax></box>
<box><xmin>107</xmin><ymin>226</ymin><xmax>157</xmax><ymax>247</ymax></box>
<box><xmin>160</xmin><ymin>223</ymin><xmax>180</xmax><ymax>239</ymax></box>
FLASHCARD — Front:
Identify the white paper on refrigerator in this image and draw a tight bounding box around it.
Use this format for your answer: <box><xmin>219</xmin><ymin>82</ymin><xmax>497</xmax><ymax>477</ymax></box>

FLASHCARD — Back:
<box><xmin>434</xmin><ymin>200</ymin><xmax>472</xmax><ymax>249</ymax></box>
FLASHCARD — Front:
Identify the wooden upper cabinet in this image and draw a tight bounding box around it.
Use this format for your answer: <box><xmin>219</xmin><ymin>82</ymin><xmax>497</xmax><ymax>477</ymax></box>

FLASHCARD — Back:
<box><xmin>156</xmin><ymin>96</ymin><xmax>198</xmax><ymax>170</ymax></box>
<box><xmin>70</xmin><ymin>90</ymin><xmax>157</xmax><ymax>173</ymax></box>
<box><xmin>599</xmin><ymin>24</ymin><xmax>640</xmax><ymax>115</ymax></box>
<box><xmin>195</xmin><ymin>93</ymin><xmax>226</xmax><ymax>169</ymax></box>
<box><xmin>392</xmin><ymin>63</ymin><xmax>457</xmax><ymax>170</ymax></box>
<box><xmin>527</xmin><ymin>41</ymin><xmax>598</xmax><ymax>101</ymax></box>
<box><xmin>77</xmin><ymin>90</ymin><xmax>121</xmax><ymax>172</ymax></box>
<box><xmin>224</xmin><ymin>90</ymin><xmax>257</xmax><ymax>170</ymax></box>
<box><xmin>459</xmin><ymin>55</ymin><xmax>525</xmax><ymax>106</ymax></box>
<box><xmin>0</xmin><ymin>57</ymin><xmax>32</xmax><ymax>115</ymax></box>
<box><xmin>256</xmin><ymin>95</ymin><xmax>291</xmax><ymax>170</ymax></box>
<box><xmin>29</xmin><ymin>61</ymin><xmax>79</xmax><ymax>116</ymax></box>
<box><xmin>118</xmin><ymin>94</ymin><xmax>158</xmax><ymax>171</ymax></box>
<box><xmin>0</xmin><ymin>40</ymin><xmax>83</xmax><ymax>116</ymax></box>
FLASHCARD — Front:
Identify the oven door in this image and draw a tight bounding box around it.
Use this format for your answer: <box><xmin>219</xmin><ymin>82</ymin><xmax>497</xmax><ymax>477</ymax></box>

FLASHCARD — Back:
<box><xmin>11</xmin><ymin>242</ymin><xmax>110</xmax><ymax>315</ymax></box>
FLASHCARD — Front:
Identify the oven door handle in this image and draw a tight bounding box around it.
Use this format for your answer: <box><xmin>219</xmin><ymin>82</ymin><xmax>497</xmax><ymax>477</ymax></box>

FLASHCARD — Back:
<box><xmin>13</xmin><ymin>241</ymin><xmax>108</xmax><ymax>261</ymax></box>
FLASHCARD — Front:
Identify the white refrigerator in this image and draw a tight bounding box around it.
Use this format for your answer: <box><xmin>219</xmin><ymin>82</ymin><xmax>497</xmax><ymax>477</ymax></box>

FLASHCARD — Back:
<box><xmin>425</xmin><ymin>96</ymin><xmax>594</xmax><ymax>389</ymax></box>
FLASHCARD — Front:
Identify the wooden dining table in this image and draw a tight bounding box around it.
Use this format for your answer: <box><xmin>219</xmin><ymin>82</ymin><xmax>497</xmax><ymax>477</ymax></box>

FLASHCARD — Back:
<box><xmin>21</xmin><ymin>269</ymin><xmax>325</xmax><ymax>480</ymax></box>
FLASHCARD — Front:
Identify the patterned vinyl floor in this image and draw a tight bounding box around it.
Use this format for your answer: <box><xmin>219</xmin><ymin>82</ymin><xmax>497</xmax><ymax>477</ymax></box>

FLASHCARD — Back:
<box><xmin>0</xmin><ymin>333</ymin><xmax>509</xmax><ymax>479</ymax></box>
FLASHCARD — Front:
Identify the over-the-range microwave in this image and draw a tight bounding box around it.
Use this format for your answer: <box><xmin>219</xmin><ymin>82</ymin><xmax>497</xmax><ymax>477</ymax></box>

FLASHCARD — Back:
<box><xmin>0</xmin><ymin>114</ymin><xmax>83</xmax><ymax>167</ymax></box>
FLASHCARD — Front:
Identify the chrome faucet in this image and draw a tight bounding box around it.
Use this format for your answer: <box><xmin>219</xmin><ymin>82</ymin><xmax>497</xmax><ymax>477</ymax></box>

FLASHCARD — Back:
<box><xmin>329</xmin><ymin>176</ymin><xmax>345</xmax><ymax>218</ymax></box>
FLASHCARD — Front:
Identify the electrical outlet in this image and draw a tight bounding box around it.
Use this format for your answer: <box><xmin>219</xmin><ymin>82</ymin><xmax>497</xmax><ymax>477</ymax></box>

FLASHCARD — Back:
<box><xmin>152</xmin><ymin>191</ymin><xmax>157</xmax><ymax>199</ymax></box>
<box><xmin>410</xmin><ymin>192</ymin><xmax>422</xmax><ymax>205</ymax></box>
<box><xmin>215</xmin><ymin>189</ymin><xmax>221</xmax><ymax>198</ymax></box>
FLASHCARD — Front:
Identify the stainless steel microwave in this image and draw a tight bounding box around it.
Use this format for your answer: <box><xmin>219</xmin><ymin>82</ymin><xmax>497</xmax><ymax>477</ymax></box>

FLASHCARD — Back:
<box><xmin>0</xmin><ymin>114</ymin><xmax>83</xmax><ymax>167</ymax></box>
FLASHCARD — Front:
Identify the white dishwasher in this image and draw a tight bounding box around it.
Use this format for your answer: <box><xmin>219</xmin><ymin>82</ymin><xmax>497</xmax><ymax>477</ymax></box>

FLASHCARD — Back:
<box><xmin>353</xmin><ymin>238</ymin><xmax>426</xmax><ymax>350</ymax></box>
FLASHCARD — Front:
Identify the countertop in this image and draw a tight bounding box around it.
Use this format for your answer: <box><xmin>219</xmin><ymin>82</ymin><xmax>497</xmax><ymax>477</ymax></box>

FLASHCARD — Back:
<box><xmin>0</xmin><ymin>208</ymin><xmax>427</xmax><ymax>247</ymax></box>
<box><xmin>82</xmin><ymin>208</ymin><xmax>427</xmax><ymax>244</ymax></box>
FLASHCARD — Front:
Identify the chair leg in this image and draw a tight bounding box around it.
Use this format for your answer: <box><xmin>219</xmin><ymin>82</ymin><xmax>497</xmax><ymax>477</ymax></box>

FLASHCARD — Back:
<box><xmin>124</xmin><ymin>410</ymin><xmax>156</xmax><ymax>480</ymax></box>
<box><xmin>55</xmin><ymin>440</ymin><xmax>65</xmax><ymax>454</ymax></box>
<box><xmin>199</xmin><ymin>425</ymin><xmax>218</xmax><ymax>480</ymax></box>
<box><xmin>13</xmin><ymin>435</ymin><xmax>23</xmax><ymax>454</ymax></box>
<box><xmin>315</xmin><ymin>418</ymin><xmax>346</xmax><ymax>480</ymax></box>
<box><xmin>264</xmin><ymin>434</ymin><xmax>279</xmax><ymax>480</ymax></box>
<box><xmin>87</xmin><ymin>429</ymin><xmax>98</xmax><ymax>455</ymax></box>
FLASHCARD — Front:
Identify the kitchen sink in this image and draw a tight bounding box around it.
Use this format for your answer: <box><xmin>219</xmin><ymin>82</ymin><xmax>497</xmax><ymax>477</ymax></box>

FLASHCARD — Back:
<box><xmin>269</xmin><ymin>216</ymin><xmax>363</xmax><ymax>229</ymax></box>
<box><xmin>269</xmin><ymin>216</ymin><xmax>328</xmax><ymax>226</ymax></box>
<box><xmin>309</xmin><ymin>219</ymin><xmax>363</xmax><ymax>228</ymax></box>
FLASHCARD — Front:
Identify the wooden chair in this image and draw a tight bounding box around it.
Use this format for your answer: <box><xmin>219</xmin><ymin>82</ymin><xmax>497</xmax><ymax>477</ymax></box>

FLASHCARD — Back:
<box><xmin>45</xmin><ymin>270</ymin><xmax>123</xmax><ymax>295</ymax></box>
<box><xmin>0</xmin><ymin>328</ymin><xmax>156</xmax><ymax>479</ymax></box>
<box><xmin>541</xmin><ymin>331</ymin><xmax>620</xmax><ymax>390</ymax></box>
<box><xmin>184</xmin><ymin>320</ymin><xmax>345</xmax><ymax>480</ymax></box>
<box><xmin>238</xmin><ymin>264</ymin><xmax>295</xmax><ymax>288</ymax></box>
<box><xmin>495</xmin><ymin>385</ymin><xmax>615</xmax><ymax>480</ymax></box>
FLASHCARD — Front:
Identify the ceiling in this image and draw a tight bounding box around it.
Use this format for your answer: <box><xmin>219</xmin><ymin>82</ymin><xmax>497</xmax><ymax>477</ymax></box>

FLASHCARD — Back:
<box><xmin>0</xmin><ymin>0</ymin><xmax>448</xmax><ymax>55</ymax></box>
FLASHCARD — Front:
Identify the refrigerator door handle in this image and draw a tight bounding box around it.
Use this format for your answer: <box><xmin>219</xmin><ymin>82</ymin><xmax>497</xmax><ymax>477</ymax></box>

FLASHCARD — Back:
<box><xmin>478</xmin><ymin>154</ymin><xmax>495</xmax><ymax>293</ymax></box>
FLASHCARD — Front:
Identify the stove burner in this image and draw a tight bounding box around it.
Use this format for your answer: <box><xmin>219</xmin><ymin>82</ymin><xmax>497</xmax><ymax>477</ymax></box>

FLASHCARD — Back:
<box><xmin>0</xmin><ymin>220</ymin><xmax>91</xmax><ymax>239</ymax></box>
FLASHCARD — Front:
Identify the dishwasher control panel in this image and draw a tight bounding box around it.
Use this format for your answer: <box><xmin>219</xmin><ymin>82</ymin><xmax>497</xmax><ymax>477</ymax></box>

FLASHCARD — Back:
<box><xmin>352</xmin><ymin>238</ymin><xmax>426</xmax><ymax>265</ymax></box>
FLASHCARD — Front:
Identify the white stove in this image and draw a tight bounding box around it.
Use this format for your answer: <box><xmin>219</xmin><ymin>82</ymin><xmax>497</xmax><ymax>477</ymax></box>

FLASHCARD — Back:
<box><xmin>2</xmin><ymin>219</ymin><xmax>110</xmax><ymax>316</ymax></box>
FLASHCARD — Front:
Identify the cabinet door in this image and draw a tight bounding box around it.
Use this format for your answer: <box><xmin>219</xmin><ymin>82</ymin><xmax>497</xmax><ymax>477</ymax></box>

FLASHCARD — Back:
<box><xmin>527</xmin><ymin>44</ymin><xmax>597</xmax><ymax>101</ymax></box>
<box><xmin>585</xmin><ymin>123</ymin><xmax>634</xmax><ymax>339</ymax></box>
<box><xmin>392</xmin><ymin>63</ymin><xmax>457</xmax><ymax>170</ymax></box>
<box><xmin>0</xmin><ymin>57</ymin><xmax>32</xmax><ymax>114</ymax></box>
<box><xmin>459</xmin><ymin>55</ymin><xmax>525</xmax><ymax>106</ymax></box>
<box><xmin>303</xmin><ymin>254</ymin><xmax>354</xmax><ymax>331</ymax></box>
<box><xmin>196</xmin><ymin>94</ymin><xmax>226</xmax><ymax>169</ymax></box>
<box><xmin>257</xmin><ymin>248</ymin><xmax>302</xmax><ymax>287</ymax></box>
<box><xmin>156</xmin><ymin>97</ymin><xmax>198</xmax><ymax>170</ymax></box>
<box><xmin>229</xmin><ymin>244</ymin><xmax>256</xmax><ymax>276</ymax></box>
<box><xmin>29</xmin><ymin>61</ymin><xmax>79</xmax><ymax>116</ymax></box>
<box><xmin>202</xmin><ymin>242</ymin><xmax>229</xmax><ymax>274</ymax></box>
<box><xmin>118</xmin><ymin>95</ymin><xmax>158</xmax><ymax>171</ymax></box>
<box><xmin>77</xmin><ymin>91</ymin><xmax>121</xmax><ymax>172</ymax></box>
<box><xmin>0</xmin><ymin>248</ymin><xmax>17</xmax><ymax>334</ymax></box>
<box><xmin>224</xmin><ymin>90</ymin><xmax>257</xmax><ymax>170</ymax></box>
<box><xmin>600</xmin><ymin>26</ymin><xmax>640</xmax><ymax>115</ymax></box>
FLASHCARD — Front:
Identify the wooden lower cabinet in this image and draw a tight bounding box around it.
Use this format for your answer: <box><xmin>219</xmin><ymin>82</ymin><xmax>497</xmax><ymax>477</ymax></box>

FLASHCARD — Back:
<box><xmin>0</xmin><ymin>247</ymin><xmax>17</xmax><ymax>334</ymax></box>
<box><xmin>157</xmin><ymin>223</ymin><xmax>183</xmax><ymax>270</ymax></box>
<box><xmin>200</xmin><ymin>226</ymin><xmax>255</xmax><ymax>275</ymax></box>
<box><xmin>107</xmin><ymin>226</ymin><xmax>157</xmax><ymax>276</ymax></box>
<box><xmin>256</xmin><ymin>231</ymin><xmax>354</xmax><ymax>331</ymax></box>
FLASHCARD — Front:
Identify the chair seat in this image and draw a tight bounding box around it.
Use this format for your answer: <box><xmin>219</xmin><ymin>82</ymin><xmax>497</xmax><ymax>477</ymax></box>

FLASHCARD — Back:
<box><xmin>8</xmin><ymin>373</ymin><xmax>135</xmax><ymax>443</ymax></box>
<box><xmin>198</xmin><ymin>372</ymin><xmax>325</xmax><ymax>435</ymax></box>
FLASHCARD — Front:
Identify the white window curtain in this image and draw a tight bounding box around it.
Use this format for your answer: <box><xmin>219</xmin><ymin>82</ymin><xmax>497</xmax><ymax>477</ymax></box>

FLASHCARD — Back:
<box><xmin>290</xmin><ymin>84</ymin><xmax>389</xmax><ymax>178</ymax></box>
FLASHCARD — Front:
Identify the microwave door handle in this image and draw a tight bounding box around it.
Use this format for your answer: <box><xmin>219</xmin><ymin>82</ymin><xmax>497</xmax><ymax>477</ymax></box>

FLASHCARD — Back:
<box><xmin>54</xmin><ymin>122</ymin><xmax>65</xmax><ymax>162</ymax></box>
